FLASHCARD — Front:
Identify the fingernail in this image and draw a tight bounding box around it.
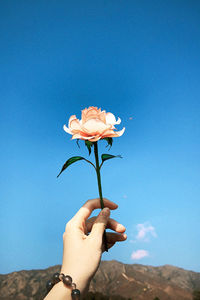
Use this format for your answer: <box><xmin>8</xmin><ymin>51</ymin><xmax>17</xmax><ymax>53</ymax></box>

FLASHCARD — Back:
<box><xmin>123</xmin><ymin>233</ymin><xmax>127</xmax><ymax>239</ymax></box>
<box><xmin>101</xmin><ymin>208</ymin><xmax>110</xmax><ymax>216</ymax></box>
<box><xmin>119</xmin><ymin>224</ymin><xmax>126</xmax><ymax>230</ymax></box>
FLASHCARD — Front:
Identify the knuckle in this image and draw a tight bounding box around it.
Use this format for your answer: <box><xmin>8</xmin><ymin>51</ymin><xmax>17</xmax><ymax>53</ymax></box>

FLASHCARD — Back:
<box><xmin>86</xmin><ymin>198</ymin><xmax>95</xmax><ymax>207</ymax></box>
<box><xmin>94</xmin><ymin>219</ymin><xmax>107</xmax><ymax>229</ymax></box>
<box><xmin>85</xmin><ymin>199</ymin><xmax>91</xmax><ymax>205</ymax></box>
<box><xmin>65</xmin><ymin>220</ymin><xmax>73</xmax><ymax>231</ymax></box>
<box><xmin>83</xmin><ymin>199</ymin><xmax>95</xmax><ymax>210</ymax></box>
<box><xmin>83</xmin><ymin>199</ymin><xmax>91</xmax><ymax>208</ymax></box>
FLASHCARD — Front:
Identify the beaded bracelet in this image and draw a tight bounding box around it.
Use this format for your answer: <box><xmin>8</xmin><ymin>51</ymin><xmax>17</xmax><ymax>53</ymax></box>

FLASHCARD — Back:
<box><xmin>46</xmin><ymin>272</ymin><xmax>81</xmax><ymax>299</ymax></box>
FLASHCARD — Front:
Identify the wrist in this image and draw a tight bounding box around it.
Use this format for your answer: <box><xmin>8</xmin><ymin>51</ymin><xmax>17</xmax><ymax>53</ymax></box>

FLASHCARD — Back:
<box><xmin>45</xmin><ymin>272</ymin><xmax>87</xmax><ymax>300</ymax></box>
<box><xmin>60</xmin><ymin>268</ymin><xmax>90</xmax><ymax>295</ymax></box>
<box><xmin>44</xmin><ymin>281</ymin><xmax>71</xmax><ymax>300</ymax></box>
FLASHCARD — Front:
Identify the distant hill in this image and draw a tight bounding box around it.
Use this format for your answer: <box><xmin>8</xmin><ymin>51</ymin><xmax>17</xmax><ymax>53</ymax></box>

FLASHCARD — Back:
<box><xmin>0</xmin><ymin>260</ymin><xmax>200</xmax><ymax>300</ymax></box>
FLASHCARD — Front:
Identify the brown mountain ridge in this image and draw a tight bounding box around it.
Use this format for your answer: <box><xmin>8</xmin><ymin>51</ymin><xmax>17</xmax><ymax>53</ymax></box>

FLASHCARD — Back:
<box><xmin>0</xmin><ymin>260</ymin><xmax>200</xmax><ymax>300</ymax></box>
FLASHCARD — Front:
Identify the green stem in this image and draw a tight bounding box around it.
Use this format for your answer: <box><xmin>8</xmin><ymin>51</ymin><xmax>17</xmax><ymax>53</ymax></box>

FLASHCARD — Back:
<box><xmin>93</xmin><ymin>141</ymin><xmax>108</xmax><ymax>252</ymax></box>
<box><xmin>94</xmin><ymin>142</ymin><xmax>104</xmax><ymax>209</ymax></box>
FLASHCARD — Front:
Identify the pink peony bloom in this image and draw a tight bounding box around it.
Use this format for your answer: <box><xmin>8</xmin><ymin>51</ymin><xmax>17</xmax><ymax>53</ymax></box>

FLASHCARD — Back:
<box><xmin>63</xmin><ymin>106</ymin><xmax>125</xmax><ymax>142</ymax></box>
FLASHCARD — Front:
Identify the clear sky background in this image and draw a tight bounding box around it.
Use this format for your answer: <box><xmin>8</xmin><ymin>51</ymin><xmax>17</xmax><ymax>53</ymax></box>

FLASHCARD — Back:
<box><xmin>0</xmin><ymin>0</ymin><xmax>200</xmax><ymax>274</ymax></box>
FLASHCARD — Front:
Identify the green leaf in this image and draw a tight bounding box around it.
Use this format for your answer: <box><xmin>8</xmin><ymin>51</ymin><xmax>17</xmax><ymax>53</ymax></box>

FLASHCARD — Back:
<box><xmin>101</xmin><ymin>154</ymin><xmax>122</xmax><ymax>165</ymax></box>
<box><xmin>57</xmin><ymin>156</ymin><xmax>85</xmax><ymax>177</ymax></box>
<box><xmin>76</xmin><ymin>139</ymin><xmax>80</xmax><ymax>149</ymax></box>
<box><xmin>85</xmin><ymin>140</ymin><xmax>93</xmax><ymax>155</ymax></box>
<box><xmin>104</xmin><ymin>137</ymin><xmax>113</xmax><ymax>150</ymax></box>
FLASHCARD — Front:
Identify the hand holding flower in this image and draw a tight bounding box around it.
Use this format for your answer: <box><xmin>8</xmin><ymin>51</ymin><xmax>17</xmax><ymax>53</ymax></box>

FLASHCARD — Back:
<box><xmin>44</xmin><ymin>198</ymin><xmax>127</xmax><ymax>300</ymax></box>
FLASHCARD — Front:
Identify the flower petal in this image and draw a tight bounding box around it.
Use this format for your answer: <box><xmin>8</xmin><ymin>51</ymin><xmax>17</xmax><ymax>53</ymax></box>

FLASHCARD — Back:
<box><xmin>86</xmin><ymin>107</ymin><xmax>99</xmax><ymax>116</ymax></box>
<box><xmin>70</xmin><ymin>119</ymin><xmax>81</xmax><ymax>131</ymax></box>
<box><xmin>99</xmin><ymin>110</ymin><xmax>106</xmax><ymax>124</ymax></box>
<box><xmin>106</xmin><ymin>112</ymin><xmax>121</xmax><ymax>125</ymax></box>
<box><xmin>81</xmin><ymin>107</ymin><xmax>99</xmax><ymax>124</ymax></box>
<box><xmin>83</xmin><ymin>119</ymin><xmax>110</xmax><ymax>135</ymax></box>
<box><xmin>68</xmin><ymin>115</ymin><xmax>77</xmax><ymax>128</ymax></box>
<box><xmin>102</xmin><ymin>127</ymin><xmax>125</xmax><ymax>138</ymax></box>
<box><xmin>81</xmin><ymin>109</ymin><xmax>88</xmax><ymax>124</ymax></box>
<box><xmin>71</xmin><ymin>134</ymin><xmax>96</xmax><ymax>140</ymax></box>
<box><xmin>115</xmin><ymin>117</ymin><xmax>121</xmax><ymax>125</ymax></box>
<box><xmin>115</xmin><ymin>127</ymin><xmax>125</xmax><ymax>136</ymax></box>
<box><xmin>63</xmin><ymin>124</ymin><xmax>72</xmax><ymax>135</ymax></box>
<box><xmin>89</xmin><ymin>136</ymin><xmax>102</xmax><ymax>142</ymax></box>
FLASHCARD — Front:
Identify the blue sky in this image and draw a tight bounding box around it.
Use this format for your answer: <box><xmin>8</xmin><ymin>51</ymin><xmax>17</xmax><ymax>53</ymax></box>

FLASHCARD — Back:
<box><xmin>0</xmin><ymin>0</ymin><xmax>200</xmax><ymax>274</ymax></box>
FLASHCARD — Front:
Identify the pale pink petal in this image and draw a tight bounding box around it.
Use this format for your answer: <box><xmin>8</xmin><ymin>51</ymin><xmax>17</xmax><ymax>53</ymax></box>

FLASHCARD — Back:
<box><xmin>88</xmin><ymin>106</ymin><xmax>98</xmax><ymax>112</ymax></box>
<box><xmin>106</xmin><ymin>112</ymin><xmax>121</xmax><ymax>125</ymax></box>
<box><xmin>102</xmin><ymin>127</ymin><xmax>125</xmax><ymax>138</ymax></box>
<box><xmin>82</xmin><ymin>119</ymin><xmax>110</xmax><ymax>135</ymax></box>
<box><xmin>99</xmin><ymin>111</ymin><xmax>106</xmax><ymax>123</ymax></box>
<box><xmin>84</xmin><ymin>113</ymin><xmax>99</xmax><ymax>121</ymax></box>
<box><xmin>81</xmin><ymin>107</ymin><xmax>99</xmax><ymax>124</ymax></box>
<box><xmin>100</xmin><ymin>129</ymin><xmax>115</xmax><ymax>136</ymax></box>
<box><xmin>63</xmin><ymin>124</ymin><xmax>72</xmax><ymax>135</ymax></box>
<box><xmin>85</xmin><ymin>110</ymin><xmax>99</xmax><ymax>119</ymax></box>
<box><xmin>85</xmin><ymin>107</ymin><xmax>99</xmax><ymax>117</ymax></box>
<box><xmin>115</xmin><ymin>127</ymin><xmax>125</xmax><ymax>136</ymax></box>
<box><xmin>99</xmin><ymin>126</ymin><xmax>114</xmax><ymax>137</ymax></box>
<box><xmin>68</xmin><ymin>115</ymin><xmax>77</xmax><ymax>128</ymax></box>
<box><xmin>70</xmin><ymin>119</ymin><xmax>81</xmax><ymax>131</ymax></box>
<box><xmin>81</xmin><ymin>109</ymin><xmax>88</xmax><ymax>124</ymax></box>
<box><xmin>89</xmin><ymin>136</ymin><xmax>102</xmax><ymax>142</ymax></box>
<box><xmin>71</xmin><ymin>134</ymin><xmax>96</xmax><ymax>140</ymax></box>
<box><xmin>115</xmin><ymin>117</ymin><xmax>121</xmax><ymax>125</ymax></box>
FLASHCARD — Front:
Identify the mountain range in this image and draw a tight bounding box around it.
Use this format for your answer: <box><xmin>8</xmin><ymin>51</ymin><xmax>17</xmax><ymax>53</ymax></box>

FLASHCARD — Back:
<box><xmin>0</xmin><ymin>260</ymin><xmax>200</xmax><ymax>300</ymax></box>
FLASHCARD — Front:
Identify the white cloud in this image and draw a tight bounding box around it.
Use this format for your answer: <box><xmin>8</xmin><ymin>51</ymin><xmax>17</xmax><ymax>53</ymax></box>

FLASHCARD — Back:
<box><xmin>136</xmin><ymin>222</ymin><xmax>157</xmax><ymax>242</ymax></box>
<box><xmin>131</xmin><ymin>249</ymin><xmax>149</xmax><ymax>260</ymax></box>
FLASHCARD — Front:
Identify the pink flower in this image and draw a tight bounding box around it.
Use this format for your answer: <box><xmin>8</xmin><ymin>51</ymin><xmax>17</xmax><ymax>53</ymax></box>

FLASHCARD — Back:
<box><xmin>63</xmin><ymin>106</ymin><xmax>125</xmax><ymax>142</ymax></box>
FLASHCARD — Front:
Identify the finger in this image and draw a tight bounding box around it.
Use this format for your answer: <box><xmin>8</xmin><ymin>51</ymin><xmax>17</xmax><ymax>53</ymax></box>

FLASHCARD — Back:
<box><xmin>88</xmin><ymin>207</ymin><xmax>110</xmax><ymax>247</ymax></box>
<box><xmin>106</xmin><ymin>232</ymin><xmax>127</xmax><ymax>244</ymax></box>
<box><xmin>101</xmin><ymin>233</ymin><xmax>127</xmax><ymax>252</ymax></box>
<box><xmin>71</xmin><ymin>198</ymin><xmax>118</xmax><ymax>226</ymax></box>
<box><xmin>102</xmin><ymin>242</ymin><xmax>115</xmax><ymax>252</ymax></box>
<box><xmin>86</xmin><ymin>217</ymin><xmax>126</xmax><ymax>234</ymax></box>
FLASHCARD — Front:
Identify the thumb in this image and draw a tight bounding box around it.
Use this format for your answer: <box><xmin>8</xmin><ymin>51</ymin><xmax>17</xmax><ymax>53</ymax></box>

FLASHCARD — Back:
<box><xmin>89</xmin><ymin>208</ymin><xmax>110</xmax><ymax>246</ymax></box>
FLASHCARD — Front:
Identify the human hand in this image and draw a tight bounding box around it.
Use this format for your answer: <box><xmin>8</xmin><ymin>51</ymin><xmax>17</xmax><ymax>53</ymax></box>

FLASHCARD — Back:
<box><xmin>61</xmin><ymin>198</ymin><xmax>127</xmax><ymax>294</ymax></box>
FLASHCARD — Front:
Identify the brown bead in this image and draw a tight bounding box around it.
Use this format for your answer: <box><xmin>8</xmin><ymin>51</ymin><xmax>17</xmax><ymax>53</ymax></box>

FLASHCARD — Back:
<box><xmin>71</xmin><ymin>282</ymin><xmax>76</xmax><ymax>289</ymax></box>
<box><xmin>52</xmin><ymin>272</ymin><xmax>61</xmax><ymax>284</ymax></box>
<box><xmin>71</xmin><ymin>289</ymin><xmax>81</xmax><ymax>300</ymax></box>
<box><xmin>59</xmin><ymin>273</ymin><xmax>65</xmax><ymax>281</ymax></box>
<box><xmin>46</xmin><ymin>280</ymin><xmax>54</xmax><ymax>293</ymax></box>
<box><xmin>62</xmin><ymin>275</ymin><xmax>72</xmax><ymax>286</ymax></box>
